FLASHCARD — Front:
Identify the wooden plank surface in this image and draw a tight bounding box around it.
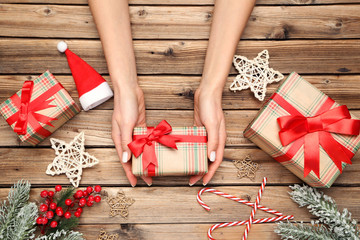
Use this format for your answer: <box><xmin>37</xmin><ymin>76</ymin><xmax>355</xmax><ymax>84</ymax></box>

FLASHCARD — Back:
<box><xmin>0</xmin><ymin>148</ymin><xmax>359</xmax><ymax>186</ymax></box>
<box><xmin>0</xmin><ymin>186</ymin><xmax>359</xmax><ymax>223</ymax></box>
<box><xmin>1</xmin><ymin>39</ymin><xmax>360</xmax><ymax>75</ymax></box>
<box><xmin>2</xmin><ymin>0</ymin><xmax>360</xmax><ymax>5</ymax></box>
<box><xmin>1</xmin><ymin>4</ymin><xmax>360</xmax><ymax>40</ymax></box>
<box><xmin>1</xmin><ymin>110</ymin><xmax>359</xmax><ymax>147</ymax></box>
<box><xmin>1</xmin><ymin>75</ymin><xmax>359</xmax><ymax>110</ymax></box>
<box><xmin>77</xmin><ymin>223</ymin><xmax>281</xmax><ymax>240</ymax></box>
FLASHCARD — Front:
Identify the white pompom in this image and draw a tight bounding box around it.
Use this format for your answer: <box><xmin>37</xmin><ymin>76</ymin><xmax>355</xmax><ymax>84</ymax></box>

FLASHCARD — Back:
<box><xmin>57</xmin><ymin>41</ymin><xmax>68</xmax><ymax>53</ymax></box>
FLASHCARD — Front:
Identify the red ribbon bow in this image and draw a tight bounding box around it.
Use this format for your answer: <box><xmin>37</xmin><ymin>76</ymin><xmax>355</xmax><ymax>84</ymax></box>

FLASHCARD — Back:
<box><xmin>274</xmin><ymin>93</ymin><xmax>360</xmax><ymax>178</ymax></box>
<box><xmin>6</xmin><ymin>81</ymin><xmax>60</xmax><ymax>137</ymax></box>
<box><xmin>128</xmin><ymin>120</ymin><xmax>207</xmax><ymax>176</ymax></box>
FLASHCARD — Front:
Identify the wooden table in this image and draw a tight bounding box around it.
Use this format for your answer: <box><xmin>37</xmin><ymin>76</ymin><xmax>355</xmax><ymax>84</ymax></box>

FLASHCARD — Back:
<box><xmin>1</xmin><ymin>0</ymin><xmax>360</xmax><ymax>239</ymax></box>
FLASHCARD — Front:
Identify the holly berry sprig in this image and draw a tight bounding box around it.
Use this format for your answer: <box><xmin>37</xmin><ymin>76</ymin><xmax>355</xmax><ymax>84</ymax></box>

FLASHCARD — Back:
<box><xmin>36</xmin><ymin>185</ymin><xmax>102</xmax><ymax>234</ymax></box>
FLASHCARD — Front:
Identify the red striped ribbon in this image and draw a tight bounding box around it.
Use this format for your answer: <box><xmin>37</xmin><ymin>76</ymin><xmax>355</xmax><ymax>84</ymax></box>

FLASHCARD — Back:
<box><xmin>6</xmin><ymin>81</ymin><xmax>60</xmax><ymax>137</ymax></box>
<box><xmin>272</xmin><ymin>93</ymin><xmax>359</xmax><ymax>178</ymax></box>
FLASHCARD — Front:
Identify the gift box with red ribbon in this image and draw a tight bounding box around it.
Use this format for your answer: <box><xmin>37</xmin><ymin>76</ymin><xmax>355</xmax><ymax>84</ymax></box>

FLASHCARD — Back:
<box><xmin>244</xmin><ymin>72</ymin><xmax>360</xmax><ymax>187</ymax></box>
<box><xmin>129</xmin><ymin>120</ymin><xmax>208</xmax><ymax>177</ymax></box>
<box><xmin>0</xmin><ymin>70</ymin><xmax>81</xmax><ymax>145</ymax></box>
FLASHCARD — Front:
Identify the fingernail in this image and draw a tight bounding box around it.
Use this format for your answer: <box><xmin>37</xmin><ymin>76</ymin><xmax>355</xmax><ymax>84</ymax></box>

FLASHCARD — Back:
<box><xmin>210</xmin><ymin>151</ymin><xmax>216</xmax><ymax>162</ymax></box>
<box><xmin>122</xmin><ymin>152</ymin><xmax>128</xmax><ymax>163</ymax></box>
<box><xmin>147</xmin><ymin>182</ymin><xmax>152</xmax><ymax>187</ymax></box>
<box><xmin>131</xmin><ymin>183</ymin><xmax>136</xmax><ymax>187</ymax></box>
<box><xmin>189</xmin><ymin>182</ymin><xmax>195</xmax><ymax>186</ymax></box>
<box><xmin>203</xmin><ymin>182</ymin><xmax>208</xmax><ymax>186</ymax></box>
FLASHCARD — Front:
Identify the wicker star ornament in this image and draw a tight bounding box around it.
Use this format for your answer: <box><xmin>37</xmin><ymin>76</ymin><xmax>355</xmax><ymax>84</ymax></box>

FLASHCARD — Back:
<box><xmin>230</xmin><ymin>50</ymin><xmax>284</xmax><ymax>101</ymax></box>
<box><xmin>46</xmin><ymin>132</ymin><xmax>99</xmax><ymax>187</ymax></box>
<box><xmin>107</xmin><ymin>191</ymin><xmax>135</xmax><ymax>218</ymax></box>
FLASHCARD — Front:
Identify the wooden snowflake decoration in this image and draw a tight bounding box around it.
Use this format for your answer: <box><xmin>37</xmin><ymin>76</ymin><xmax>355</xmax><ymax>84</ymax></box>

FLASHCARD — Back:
<box><xmin>97</xmin><ymin>230</ymin><xmax>119</xmax><ymax>240</ymax></box>
<box><xmin>230</xmin><ymin>50</ymin><xmax>284</xmax><ymax>101</ymax></box>
<box><xmin>106</xmin><ymin>191</ymin><xmax>135</xmax><ymax>218</ymax></box>
<box><xmin>46</xmin><ymin>132</ymin><xmax>99</xmax><ymax>187</ymax></box>
<box><xmin>233</xmin><ymin>155</ymin><xmax>260</xmax><ymax>181</ymax></box>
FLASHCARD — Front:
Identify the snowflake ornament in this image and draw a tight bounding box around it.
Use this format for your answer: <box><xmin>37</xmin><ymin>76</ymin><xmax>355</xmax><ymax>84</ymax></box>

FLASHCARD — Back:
<box><xmin>230</xmin><ymin>50</ymin><xmax>284</xmax><ymax>101</ymax></box>
<box><xmin>46</xmin><ymin>132</ymin><xmax>99</xmax><ymax>187</ymax></box>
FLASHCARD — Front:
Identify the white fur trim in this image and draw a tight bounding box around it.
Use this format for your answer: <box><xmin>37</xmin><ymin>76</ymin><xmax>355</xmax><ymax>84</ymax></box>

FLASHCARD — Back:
<box><xmin>79</xmin><ymin>82</ymin><xmax>113</xmax><ymax>111</ymax></box>
<box><xmin>57</xmin><ymin>41</ymin><xmax>68</xmax><ymax>53</ymax></box>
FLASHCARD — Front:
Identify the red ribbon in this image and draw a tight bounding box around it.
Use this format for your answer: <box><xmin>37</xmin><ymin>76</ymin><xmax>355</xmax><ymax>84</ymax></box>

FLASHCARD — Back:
<box><xmin>272</xmin><ymin>93</ymin><xmax>360</xmax><ymax>178</ymax></box>
<box><xmin>128</xmin><ymin>120</ymin><xmax>207</xmax><ymax>176</ymax></box>
<box><xmin>6</xmin><ymin>81</ymin><xmax>61</xmax><ymax>137</ymax></box>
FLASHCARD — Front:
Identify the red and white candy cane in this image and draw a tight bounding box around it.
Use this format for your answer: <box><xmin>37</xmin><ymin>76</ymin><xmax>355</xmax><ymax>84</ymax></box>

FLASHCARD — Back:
<box><xmin>197</xmin><ymin>177</ymin><xmax>294</xmax><ymax>240</ymax></box>
<box><xmin>197</xmin><ymin>188</ymin><xmax>283</xmax><ymax>216</ymax></box>
<box><xmin>207</xmin><ymin>215</ymin><xmax>294</xmax><ymax>240</ymax></box>
<box><xmin>242</xmin><ymin>177</ymin><xmax>266</xmax><ymax>240</ymax></box>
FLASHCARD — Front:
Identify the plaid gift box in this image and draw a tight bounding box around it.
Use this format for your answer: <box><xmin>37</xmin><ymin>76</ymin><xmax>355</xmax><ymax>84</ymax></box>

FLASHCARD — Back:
<box><xmin>0</xmin><ymin>70</ymin><xmax>81</xmax><ymax>145</ymax></box>
<box><xmin>244</xmin><ymin>72</ymin><xmax>360</xmax><ymax>188</ymax></box>
<box><xmin>130</xmin><ymin>120</ymin><xmax>208</xmax><ymax>177</ymax></box>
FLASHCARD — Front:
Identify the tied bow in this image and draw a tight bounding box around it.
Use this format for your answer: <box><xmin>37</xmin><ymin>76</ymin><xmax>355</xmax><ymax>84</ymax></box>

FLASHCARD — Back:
<box><xmin>128</xmin><ymin>120</ymin><xmax>179</xmax><ymax>172</ymax></box>
<box><xmin>278</xmin><ymin>105</ymin><xmax>360</xmax><ymax>178</ymax></box>
<box><xmin>7</xmin><ymin>81</ymin><xmax>58</xmax><ymax>136</ymax></box>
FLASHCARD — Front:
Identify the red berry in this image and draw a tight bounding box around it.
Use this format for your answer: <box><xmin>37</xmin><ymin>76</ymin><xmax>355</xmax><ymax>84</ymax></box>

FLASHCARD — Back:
<box><xmin>86</xmin><ymin>186</ymin><xmax>93</xmax><ymax>193</ymax></box>
<box><xmin>50</xmin><ymin>221</ymin><xmax>58</xmax><ymax>228</ymax></box>
<box><xmin>65</xmin><ymin>199</ymin><xmax>72</xmax><ymax>206</ymax></box>
<box><xmin>74</xmin><ymin>211</ymin><xmax>81</xmax><ymax>218</ymax></box>
<box><xmin>56</xmin><ymin>207</ymin><xmax>64</xmax><ymax>216</ymax></box>
<box><xmin>55</xmin><ymin>185</ymin><xmax>62</xmax><ymax>192</ymax></box>
<box><xmin>76</xmin><ymin>207</ymin><xmax>83</xmax><ymax>213</ymax></box>
<box><xmin>42</xmin><ymin>217</ymin><xmax>48</xmax><ymax>225</ymax></box>
<box><xmin>40</xmin><ymin>204</ymin><xmax>48</xmax><ymax>212</ymax></box>
<box><xmin>79</xmin><ymin>198</ymin><xmax>87</xmax><ymax>207</ymax></box>
<box><xmin>75</xmin><ymin>190</ymin><xmax>83</xmax><ymax>198</ymax></box>
<box><xmin>50</xmin><ymin>202</ymin><xmax>57</xmax><ymax>210</ymax></box>
<box><xmin>94</xmin><ymin>185</ymin><xmax>101</xmax><ymax>193</ymax></box>
<box><xmin>48</xmin><ymin>191</ymin><xmax>55</xmax><ymax>197</ymax></box>
<box><xmin>94</xmin><ymin>196</ymin><xmax>101</xmax><ymax>203</ymax></box>
<box><xmin>46</xmin><ymin>211</ymin><xmax>54</xmax><ymax>219</ymax></box>
<box><xmin>86</xmin><ymin>200</ymin><xmax>94</xmax><ymax>207</ymax></box>
<box><xmin>36</xmin><ymin>217</ymin><xmax>43</xmax><ymax>225</ymax></box>
<box><xmin>40</xmin><ymin>190</ymin><xmax>48</xmax><ymax>198</ymax></box>
<box><xmin>88</xmin><ymin>195</ymin><xmax>95</xmax><ymax>202</ymax></box>
<box><xmin>64</xmin><ymin>211</ymin><xmax>71</xmax><ymax>219</ymax></box>
<box><xmin>82</xmin><ymin>190</ymin><xmax>89</xmax><ymax>197</ymax></box>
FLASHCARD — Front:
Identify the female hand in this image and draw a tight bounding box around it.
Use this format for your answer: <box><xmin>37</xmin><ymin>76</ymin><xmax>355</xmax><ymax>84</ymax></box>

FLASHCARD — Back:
<box><xmin>190</xmin><ymin>85</ymin><xmax>226</xmax><ymax>186</ymax></box>
<box><xmin>111</xmin><ymin>84</ymin><xmax>152</xmax><ymax>187</ymax></box>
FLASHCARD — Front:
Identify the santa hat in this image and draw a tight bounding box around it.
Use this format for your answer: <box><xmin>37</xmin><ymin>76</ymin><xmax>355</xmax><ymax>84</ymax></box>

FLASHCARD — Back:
<box><xmin>57</xmin><ymin>41</ymin><xmax>113</xmax><ymax>111</ymax></box>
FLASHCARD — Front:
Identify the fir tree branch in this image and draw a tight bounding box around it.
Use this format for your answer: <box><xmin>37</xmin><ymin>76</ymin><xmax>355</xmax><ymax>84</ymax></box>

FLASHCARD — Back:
<box><xmin>35</xmin><ymin>229</ymin><xmax>83</xmax><ymax>240</ymax></box>
<box><xmin>289</xmin><ymin>185</ymin><xmax>360</xmax><ymax>240</ymax></box>
<box><xmin>0</xmin><ymin>180</ymin><xmax>34</xmax><ymax>240</ymax></box>
<box><xmin>275</xmin><ymin>221</ymin><xmax>336</xmax><ymax>240</ymax></box>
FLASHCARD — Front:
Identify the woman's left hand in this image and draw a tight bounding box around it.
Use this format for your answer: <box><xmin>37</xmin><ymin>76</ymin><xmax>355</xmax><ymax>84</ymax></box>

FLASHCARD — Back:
<box><xmin>190</xmin><ymin>85</ymin><xmax>226</xmax><ymax>186</ymax></box>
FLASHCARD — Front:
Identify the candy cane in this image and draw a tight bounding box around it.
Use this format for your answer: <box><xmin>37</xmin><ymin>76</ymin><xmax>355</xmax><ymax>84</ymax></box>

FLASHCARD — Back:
<box><xmin>207</xmin><ymin>215</ymin><xmax>294</xmax><ymax>240</ymax></box>
<box><xmin>197</xmin><ymin>188</ymin><xmax>283</xmax><ymax>216</ymax></box>
<box><xmin>242</xmin><ymin>177</ymin><xmax>266</xmax><ymax>240</ymax></box>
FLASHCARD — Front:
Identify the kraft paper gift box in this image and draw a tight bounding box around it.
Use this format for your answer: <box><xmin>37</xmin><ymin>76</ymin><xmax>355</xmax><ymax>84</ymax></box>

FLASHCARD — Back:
<box><xmin>244</xmin><ymin>72</ymin><xmax>360</xmax><ymax>188</ymax></box>
<box><xmin>129</xmin><ymin>120</ymin><xmax>208</xmax><ymax>177</ymax></box>
<box><xmin>0</xmin><ymin>70</ymin><xmax>81</xmax><ymax>145</ymax></box>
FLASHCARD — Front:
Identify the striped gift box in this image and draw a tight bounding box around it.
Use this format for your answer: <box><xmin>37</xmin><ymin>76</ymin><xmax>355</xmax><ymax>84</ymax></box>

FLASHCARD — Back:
<box><xmin>0</xmin><ymin>70</ymin><xmax>80</xmax><ymax>145</ymax></box>
<box><xmin>244</xmin><ymin>72</ymin><xmax>360</xmax><ymax>188</ymax></box>
<box><xmin>132</xmin><ymin>126</ymin><xmax>208</xmax><ymax>177</ymax></box>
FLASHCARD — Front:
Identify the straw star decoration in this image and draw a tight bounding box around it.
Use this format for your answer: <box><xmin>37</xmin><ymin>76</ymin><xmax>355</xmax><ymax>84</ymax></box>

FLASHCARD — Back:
<box><xmin>234</xmin><ymin>155</ymin><xmax>259</xmax><ymax>181</ymax></box>
<box><xmin>97</xmin><ymin>230</ymin><xmax>119</xmax><ymax>240</ymax></box>
<box><xmin>107</xmin><ymin>191</ymin><xmax>135</xmax><ymax>218</ymax></box>
<box><xmin>230</xmin><ymin>50</ymin><xmax>284</xmax><ymax>101</ymax></box>
<box><xmin>46</xmin><ymin>132</ymin><xmax>99</xmax><ymax>187</ymax></box>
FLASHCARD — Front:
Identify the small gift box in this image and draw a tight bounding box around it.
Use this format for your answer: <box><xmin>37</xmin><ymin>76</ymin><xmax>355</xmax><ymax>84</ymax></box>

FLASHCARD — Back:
<box><xmin>129</xmin><ymin>120</ymin><xmax>208</xmax><ymax>177</ymax></box>
<box><xmin>0</xmin><ymin>70</ymin><xmax>81</xmax><ymax>145</ymax></box>
<box><xmin>244</xmin><ymin>72</ymin><xmax>360</xmax><ymax>187</ymax></box>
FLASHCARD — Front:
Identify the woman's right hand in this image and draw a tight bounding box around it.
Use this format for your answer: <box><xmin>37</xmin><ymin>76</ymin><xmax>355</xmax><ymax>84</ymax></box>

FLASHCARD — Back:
<box><xmin>111</xmin><ymin>83</ymin><xmax>152</xmax><ymax>187</ymax></box>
